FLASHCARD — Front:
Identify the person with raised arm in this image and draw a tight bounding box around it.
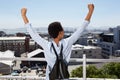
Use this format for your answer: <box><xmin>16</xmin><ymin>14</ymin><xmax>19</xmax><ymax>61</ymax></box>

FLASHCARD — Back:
<box><xmin>21</xmin><ymin>4</ymin><xmax>94</xmax><ymax>80</ymax></box>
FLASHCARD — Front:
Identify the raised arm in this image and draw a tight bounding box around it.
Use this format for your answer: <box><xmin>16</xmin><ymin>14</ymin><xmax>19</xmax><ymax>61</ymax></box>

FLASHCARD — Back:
<box><xmin>65</xmin><ymin>4</ymin><xmax>94</xmax><ymax>45</ymax></box>
<box><xmin>21</xmin><ymin>8</ymin><xmax>48</xmax><ymax>49</ymax></box>
<box><xmin>85</xmin><ymin>4</ymin><xmax>94</xmax><ymax>21</ymax></box>
<box><xmin>21</xmin><ymin>8</ymin><xmax>29</xmax><ymax>24</ymax></box>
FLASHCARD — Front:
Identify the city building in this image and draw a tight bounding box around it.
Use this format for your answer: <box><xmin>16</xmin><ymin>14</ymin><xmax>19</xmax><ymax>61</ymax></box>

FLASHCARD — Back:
<box><xmin>0</xmin><ymin>37</ymin><xmax>29</xmax><ymax>56</ymax></box>
<box><xmin>71</xmin><ymin>44</ymin><xmax>102</xmax><ymax>58</ymax></box>
<box><xmin>75</xmin><ymin>32</ymin><xmax>101</xmax><ymax>46</ymax></box>
<box><xmin>98</xmin><ymin>26</ymin><xmax>120</xmax><ymax>57</ymax></box>
<box><xmin>0</xmin><ymin>50</ymin><xmax>15</xmax><ymax>75</ymax></box>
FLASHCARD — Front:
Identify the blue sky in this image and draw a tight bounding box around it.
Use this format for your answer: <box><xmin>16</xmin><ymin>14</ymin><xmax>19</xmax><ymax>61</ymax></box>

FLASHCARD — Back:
<box><xmin>0</xmin><ymin>0</ymin><xmax>120</xmax><ymax>29</ymax></box>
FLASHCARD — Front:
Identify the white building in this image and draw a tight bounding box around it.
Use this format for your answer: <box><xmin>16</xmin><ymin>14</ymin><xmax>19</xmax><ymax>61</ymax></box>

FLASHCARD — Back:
<box><xmin>71</xmin><ymin>44</ymin><xmax>102</xmax><ymax>58</ymax></box>
<box><xmin>0</xmin><ymin>50</ymin><xmax>15</xmax><ymax>74</ymax></box>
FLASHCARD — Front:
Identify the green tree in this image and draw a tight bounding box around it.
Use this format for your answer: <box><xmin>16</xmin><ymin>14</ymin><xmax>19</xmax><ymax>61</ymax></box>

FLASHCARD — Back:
<box><xmin>86</xmin><ymin>65</ymin><xmax>99</xmax><ymax>78</ymax></box>
<box><xmin>71</xmin><ymin>65</ymin><xmax>100</xmax><ymax>78</ymax></box>
<box><xmin>71</xmin><ymin>66</ymin><xmax>82</xmax><ymax>77</ymax></box>
<box><xmin>101</xmin><ymin>62</ymin><xmax>120</xmax><ymax>78</ymax></box>
<box><xmin>71</xmin><ymin>63</ymin><xmax>120</xmax><ymax>79</ymax></box>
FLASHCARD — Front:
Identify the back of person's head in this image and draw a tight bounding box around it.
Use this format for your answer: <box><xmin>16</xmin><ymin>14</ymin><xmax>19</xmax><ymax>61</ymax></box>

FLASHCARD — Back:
<box><xmin>48</xmin><ymin>22</ymin><xmax>63</xmax><ymax>38</ymax></box>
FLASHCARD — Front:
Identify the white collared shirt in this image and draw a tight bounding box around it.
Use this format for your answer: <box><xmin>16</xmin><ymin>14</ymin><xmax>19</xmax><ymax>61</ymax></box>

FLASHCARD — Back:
<box><xmin>25</xmin><ymin>20</ymin><xmax>89</xmax><ymax>80</ymax></box>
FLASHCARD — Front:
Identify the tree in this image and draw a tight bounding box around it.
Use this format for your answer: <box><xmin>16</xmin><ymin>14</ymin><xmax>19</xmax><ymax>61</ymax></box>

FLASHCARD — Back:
<box><xmin>71</xmin><ymin>63</ymin><xmax>120</xmax><ymax>79</ymax></box>
<box><xmin>71</xmin><ymin>65</ymin><xmax>100</xmax><ymax>78</ymax></box>
<box><xmin>101</xmin><ymin>62</ymin><xmax>120</xmax><ymax>78</ymax></box>
<box><xmin>71</xmin><ymin>66</ymin><xmax>82</xmax><ymax>77</ymax></box>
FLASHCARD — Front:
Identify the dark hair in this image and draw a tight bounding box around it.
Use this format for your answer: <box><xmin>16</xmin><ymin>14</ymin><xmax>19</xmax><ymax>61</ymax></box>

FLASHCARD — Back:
<box><xmin>48</xmin><ymin>22</ymin><xmax>63</xmax><ymax>38</ymax></box>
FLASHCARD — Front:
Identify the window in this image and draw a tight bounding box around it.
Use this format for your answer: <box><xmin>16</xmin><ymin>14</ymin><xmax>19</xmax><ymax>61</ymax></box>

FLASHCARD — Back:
<box><xmin>89</xmin><ymin>50</ymin><xmax>92</xmax><ymax>53</ymax></box>
<box><xmin>83</xmin><ymin>51</ymin><xmax>86</xmax><ymax>54</ymax></box>
<box><xmin>75</xmin><ymin>51</ymin><xmax>78</xmax><ymax>54</ymax></box>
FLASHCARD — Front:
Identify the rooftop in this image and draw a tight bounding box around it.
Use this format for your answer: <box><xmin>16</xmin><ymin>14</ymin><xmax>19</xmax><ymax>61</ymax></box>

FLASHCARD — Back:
<box><xmin>0</xmin><ymin>37</ymin><xmax>26</xmax><ymax>41</ymax></box>
<box><xmin>72</xmin><ymin>44</ymin><xmax>101</xmax><ymax>50</ymax></box>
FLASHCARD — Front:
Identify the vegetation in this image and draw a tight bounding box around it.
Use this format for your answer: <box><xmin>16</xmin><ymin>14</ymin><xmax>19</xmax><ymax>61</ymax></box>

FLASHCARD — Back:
<box><xmin>71</xmin><ymin>62</ymin><xmax>120</xmax><ymax>79</ymax></box>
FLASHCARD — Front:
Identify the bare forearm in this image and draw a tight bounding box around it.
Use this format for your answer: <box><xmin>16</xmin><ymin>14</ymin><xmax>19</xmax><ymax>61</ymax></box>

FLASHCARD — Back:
<box><xmin>21</xmin><ymin>8</ymin><xmax>29</xmax><ymax>24</ymax></box>
<box><xmin>85</xmin><ymin>4</ymin><xmax>94</xmax><ymax>21</ymax></box>
<box><xmin>22</xmin><ymin>15</ymin><xmax>29</xmax><ymax>24</ymax></box>
<box><xmin>85</xmin><ymin>10</ymin><xmax>94</xmax><ymax>21</ymax></box>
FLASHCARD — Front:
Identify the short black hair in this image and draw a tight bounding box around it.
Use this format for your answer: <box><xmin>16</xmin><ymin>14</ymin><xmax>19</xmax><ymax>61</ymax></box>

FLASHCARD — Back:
<box><xmin>48</xmin><ymin>22</ymin><xmax>63</xmax><ymax>38</ymax></box>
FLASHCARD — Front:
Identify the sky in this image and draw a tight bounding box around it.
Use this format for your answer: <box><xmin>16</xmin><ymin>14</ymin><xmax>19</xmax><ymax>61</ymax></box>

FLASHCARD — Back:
<box><xmin>0</xmin><ymin>0</ymin><xmax>120</xmax><ymax>30</ymax></box>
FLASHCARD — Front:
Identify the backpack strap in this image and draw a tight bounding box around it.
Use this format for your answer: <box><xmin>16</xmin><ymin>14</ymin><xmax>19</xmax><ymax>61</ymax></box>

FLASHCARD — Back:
<box><xmin>51</xmin><ymin>43</ymin><xmax>63</xmax><ymax>60</ymax></box>
<box><xmin>51</xmin><ymin>43</ymin><xmax>59</xmax><ymax>60</ymax></box>
<box><xmin>60</xmin><ymin>44</ymin><xmax>63</xmax><ymax>59</ymax></box>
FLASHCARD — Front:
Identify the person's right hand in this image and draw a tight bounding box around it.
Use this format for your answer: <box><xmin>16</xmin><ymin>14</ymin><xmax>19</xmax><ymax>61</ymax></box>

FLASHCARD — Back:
<box><xmin>21</xmin><ymin>8</ymin><xmax>27</xmax><ymax>16</ymax></box>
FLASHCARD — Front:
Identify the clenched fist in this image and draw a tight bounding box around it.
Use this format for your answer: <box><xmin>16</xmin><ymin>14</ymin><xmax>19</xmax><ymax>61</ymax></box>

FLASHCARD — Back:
<box><xmin>88</xmin><ymin>4</ymin><xmax>94</xmax><ymax>12</ymax></box>
<box><xmin>21</xmin><ymin>8</ymin><xmax>27</xmax><ymax>16</ymax></box>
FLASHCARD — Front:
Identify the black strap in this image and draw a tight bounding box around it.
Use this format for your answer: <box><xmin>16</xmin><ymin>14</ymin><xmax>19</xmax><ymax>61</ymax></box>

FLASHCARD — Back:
<box><xmin>51</xmin><ymin>43</ymin><xmax>63</xmax><ymax>60</ymax></box>
<box><xmin>51</xmin><ymin>43</ymin><xmax>64</xmax><ymax>79</ymax></box>
<box><xmin>60</xmin><ymin>44</ymin><xmax>63</xmax><ymax>59</ymax></box>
